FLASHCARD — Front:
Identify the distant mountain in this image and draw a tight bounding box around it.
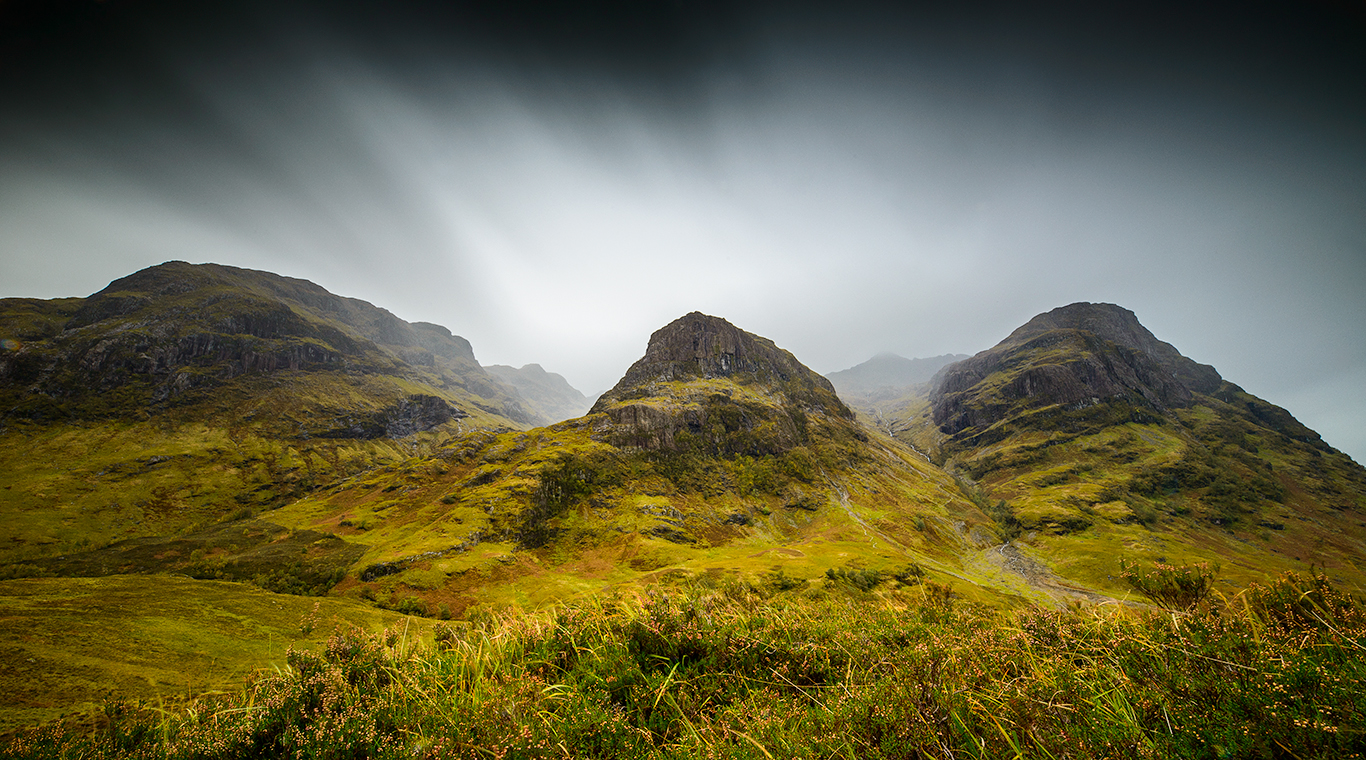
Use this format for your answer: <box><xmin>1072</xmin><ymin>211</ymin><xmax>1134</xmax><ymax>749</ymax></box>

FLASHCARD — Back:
<box><xmin>826</xmin><ymin>352</ymin><xmax>968</xmax><ymax>397</ymax></box>
<box><xmin>484</xmin><ymin>363</ymin><xmax>591</xmax><ymax>425</ymax></box>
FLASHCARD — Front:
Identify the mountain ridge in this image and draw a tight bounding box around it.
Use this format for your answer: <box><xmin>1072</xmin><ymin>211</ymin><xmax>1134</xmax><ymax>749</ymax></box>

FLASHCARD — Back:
<box><xmin>0</xmin><ymin>261</ymin><xmax>559</xmax><ymax>570</ymax></box>
<box><xmin>483</xmin><ymin>363</ymin><xmax>591</xmax><ymax>425</ymax></box>
<box><xmin>2</xmin><ymin>261</ymin><xmax>524</xmax><ymax>422</ymax></box>
<box><xmin>826</xmin><ymin>352</ymin><xmax>968</xmax><ymax>398</ymax></box>
<box><xmin>3</xmin><ymin>268</ymin><xmax>1366</xmax><ymax>732</ymax></box>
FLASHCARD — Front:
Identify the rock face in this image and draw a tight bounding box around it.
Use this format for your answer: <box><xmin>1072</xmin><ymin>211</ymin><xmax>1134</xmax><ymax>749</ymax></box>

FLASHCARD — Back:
<box><xmin>0</xmin><ymin>261</ymin><xmax>532</xmax><ymax>426</ymax></box>
<box><xmin>929</xmin><ymin>303</ymin><xmax>1222</xmax><ymax>441</ymax></box>
<box><xmin>594</xmin><ymin>312</ymin><xmax>850</xmax><ymax>418</ymax></box>
<box><xmin>590</xmin><ymin>312</ymin><xmax>855</xmax><ymax>454</ymax></box>
<box><xmin>484</xmin><ymin>363</ymin><xmax>590</xmax><ymax>425</ymax></box>
<box><xmin>317</xmin><ymin>394</ymin><xmax>467</xmax><ymax>439</ymax></box>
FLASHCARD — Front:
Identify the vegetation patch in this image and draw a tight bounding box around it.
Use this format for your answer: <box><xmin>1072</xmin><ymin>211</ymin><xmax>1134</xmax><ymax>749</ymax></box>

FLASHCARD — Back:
<box><xmin>0</xmin><ymin>575</ymin><xmax>411</xmax><ymax>734</ymax></box>
<box><xmin>8</xmin><ymin>571</ymin><xmax>1363</xmax><ymax>760</ymax></box>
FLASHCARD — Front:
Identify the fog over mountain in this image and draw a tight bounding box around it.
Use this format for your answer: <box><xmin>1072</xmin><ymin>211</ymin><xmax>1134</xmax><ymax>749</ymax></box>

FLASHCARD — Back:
<box><xmin>2</xmin><ymin>0</ymin><xmax>1362</xmax><ymax>462</ymax></box>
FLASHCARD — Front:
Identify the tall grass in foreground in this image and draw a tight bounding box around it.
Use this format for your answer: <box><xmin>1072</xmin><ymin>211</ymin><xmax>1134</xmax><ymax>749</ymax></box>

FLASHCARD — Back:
<box><xmin>5</xmin><ymin>570</ymin><xmax>1363</xmax><ymax>759</ymax></box>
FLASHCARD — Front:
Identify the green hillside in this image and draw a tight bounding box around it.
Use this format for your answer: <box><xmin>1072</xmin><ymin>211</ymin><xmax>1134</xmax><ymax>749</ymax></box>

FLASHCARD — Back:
<box><xmin>3</xmin><ymin>276</ymin><xmax>1365</xmax><ymax>742</ymax></box>
<box><xmin>261</xmin><ymin>313</ymin><xmax>1021</xmax><ymax>618</ymax></box>
<box><xmin>889</xmin><ymin>303</ymin><xmax>1366</xmax><ymax>593</ymax></box>
<box><xmin>0</xmin><ymin>263</ymin><xmax>531</xmax><ymax>567</ymax></box>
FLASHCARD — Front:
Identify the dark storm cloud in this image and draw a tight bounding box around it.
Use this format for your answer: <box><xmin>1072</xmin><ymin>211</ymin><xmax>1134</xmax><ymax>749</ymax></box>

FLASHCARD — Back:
<box><xmin>2</xmin><ymin>1</ymin><xmax>1364</xmax><ymax>459</ymax></box>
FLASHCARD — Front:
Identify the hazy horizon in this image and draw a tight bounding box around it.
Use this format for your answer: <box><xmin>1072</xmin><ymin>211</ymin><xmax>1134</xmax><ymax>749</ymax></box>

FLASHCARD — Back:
<box><xmin>2</xmin><ymin>1</ymin><xmax>1363</xmax><ymax>461</ymax></box>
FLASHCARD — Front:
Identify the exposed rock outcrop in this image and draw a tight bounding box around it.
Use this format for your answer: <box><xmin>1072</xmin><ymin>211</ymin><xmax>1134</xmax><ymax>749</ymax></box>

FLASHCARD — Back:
<box><xmin>590</xmin><ymin>312</ymin><xmax>856</xmax><ymax>455</ymax></box>
<box><xmin>594</xmin><ymin>312</ymin><xmax>851</xmax><ymax>419</ymax></box>
<box><xmin>316</xmin><ymin>394</ymin><xmax>467</xmax><ymax>439</ymax></box>
<box><xmin>929</xmin><ymin>303</ymin><xmax>1219</xmax><ymax>440</ymax></box>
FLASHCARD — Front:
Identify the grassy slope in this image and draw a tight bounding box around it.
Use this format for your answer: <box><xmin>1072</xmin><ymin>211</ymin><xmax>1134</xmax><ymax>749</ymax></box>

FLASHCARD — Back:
<box><xmin>263</xmin><ymin>378</ymin><xmax>1024</xmax><ymax>619</ymax></box>
<box><xmin>855</xmin><ymin>376</ymin><xmax>1366</xmax><ymax>600</ymax></box>
<box><xmin>0</xmin><ymin>370</ymin><xmax>517</xmax><ymax>566</ymax></box>
<box><xmin>9</xmin><ymin>572</ymin><xmax>1364</xmax><ymax>760</ymax></box>
<box><xmin>0</xmin><ymin>575</ymin><xmax>426</xmax><ymax>735</ymax></box>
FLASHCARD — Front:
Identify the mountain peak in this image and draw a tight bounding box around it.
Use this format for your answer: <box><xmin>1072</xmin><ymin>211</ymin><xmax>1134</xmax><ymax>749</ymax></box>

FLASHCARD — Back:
<box><xmin>588</xmin><ymin>312</ymin><xmax>853</xmax><ymax>454</ymax></box>
<box><xmin>594</xmin><ymin>312</ymin><xmax>849</xmax><ymax>418</ymax></box>
<box><xmin>618</xmin><ymin>312</ymin><xmax>781</xmax><ymax>384</ymax></box>
<box><xmin>929</xmin><ymin>303</ymin><xmax>1223</xmax><ymax>443</ymax></box>
<box><xmin>1000</xmin><ymin>302</ymin><xmax>1222</xmax><ymax>394</ymax></box>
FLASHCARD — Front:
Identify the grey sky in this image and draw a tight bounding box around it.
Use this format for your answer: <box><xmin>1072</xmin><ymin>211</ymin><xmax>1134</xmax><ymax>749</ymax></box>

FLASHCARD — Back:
<box><xmin>2</xmin><ymin>1</ymin><xmax>1363</xmax><ymax>462</ymax></box>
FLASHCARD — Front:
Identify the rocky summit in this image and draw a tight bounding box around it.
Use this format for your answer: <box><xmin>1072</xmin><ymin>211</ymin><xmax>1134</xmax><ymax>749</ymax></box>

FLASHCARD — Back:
<box><xmin>929</xmin><ymin>302</ymin><xmax>1225</xmax><ymax>445</ymax></box>
<box><xmin>594</xmin><ymin>311</ymin><xmax>849</xmax><ymax>415</ymax></box>
<box><xmin>590</xmin><ymin>312</ymin><xmax>853</xmax><ymax>453</ymax></box>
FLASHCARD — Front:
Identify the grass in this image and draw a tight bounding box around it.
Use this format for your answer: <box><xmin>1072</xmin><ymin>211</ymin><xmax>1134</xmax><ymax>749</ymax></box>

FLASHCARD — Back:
<box><xmin>248</xmin><ymin>410</ymin><xmax>1007</xmax><ymax>619</ymax></box>
<box><xmin>0</xmin><ymin>576</ymin><xmax>425</xmax><ymax>735</ymax></box>
<box><xmin>886</xmin><ymin>389</ymin><xmax>1366</xmax><ymax>595</ymax></box>
<box><xmin>5</xmin><ymin>569</ymin><xmax>1362</xmax><ymax>759</ymax></box>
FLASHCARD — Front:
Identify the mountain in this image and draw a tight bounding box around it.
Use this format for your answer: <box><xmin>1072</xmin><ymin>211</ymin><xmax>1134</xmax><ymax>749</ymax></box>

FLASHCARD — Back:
<box><xmin>827</xmin><ymin>352</ymin><xmax>968</xmax><ymax>397</ymax></box>
<box><xmin>899</xmin><ymin>302</ymin><xmax>1366</xmax><ymax>587</ymax></box>
<box><xmin>484</xmin><ymin>363</ymin><xmax>591</xmax><ymax>425</ymax></box>
<box><xmin>590</xmin><ymin>311</ymin><xmax>855</xmax><ymax>451</ymax></box>
<box><xmin>0</xmin><ymin>261</ymin><xmax>534</xmax><ymax>572</ymax></box>
<box><xmin>253</xmin><ymin>310</ymin><xmax>1004</xmax><ymax>618</ymax></box>
<box><xmin>930</xmin><ymin>303</ymin><xmax>1225</xmax><ymax>445</ymax></box>
<box><xmin>1</xmin><ymin>261</ymin><xmax>533</xmax><ymax>426</ymax></box>
<box><xmin>4</xmin><ymin>285</ymin><xmax>1366</xmax><ymax>732</ymax></box>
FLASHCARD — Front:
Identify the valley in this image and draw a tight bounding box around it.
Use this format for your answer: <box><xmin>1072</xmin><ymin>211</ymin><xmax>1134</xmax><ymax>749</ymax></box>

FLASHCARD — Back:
<box><xmin>2</xmin><ymin>263</ymin><xmax>1364</xmax><ymax>755</ymax></box>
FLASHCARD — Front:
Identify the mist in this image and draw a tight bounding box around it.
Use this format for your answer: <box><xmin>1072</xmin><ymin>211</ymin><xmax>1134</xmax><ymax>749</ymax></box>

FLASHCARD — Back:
<box><xmin>1</xmin><ymin>0</ymin><xmax>1363</xmax><ymax>460</ymax></box>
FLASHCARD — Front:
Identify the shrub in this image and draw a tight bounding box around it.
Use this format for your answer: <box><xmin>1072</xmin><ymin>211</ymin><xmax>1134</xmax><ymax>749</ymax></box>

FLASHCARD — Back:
<box><xmin>1243</xmin><ymin>569</ymin><xmax>1363</xmax><ymax>631</ymax></box>
<box><xmin>1119</xmin><ymin>559</ymin><xmax>1218</xmax><ymax>610</ymax></box>
<box><xmin>825</xmin><ymin>565</ymin><xmax>882</xmax><ymax>591</ymax></box>
<box><xmin>763</xmin><ymin>568</ymin><xmax>805</xmax><ymax>593</ymax></box>
<box><xmin>891</xmin><ymin>563</ymin><xmax>925</xmax><ymax>585</ymax></box>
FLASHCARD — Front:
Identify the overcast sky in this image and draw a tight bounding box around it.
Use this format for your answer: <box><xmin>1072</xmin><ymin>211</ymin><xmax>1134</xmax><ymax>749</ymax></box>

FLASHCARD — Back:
<box><xmin>2</xmin><ymin>0</ymin><xmax>1363</xmax><ymax>462</ymax></box>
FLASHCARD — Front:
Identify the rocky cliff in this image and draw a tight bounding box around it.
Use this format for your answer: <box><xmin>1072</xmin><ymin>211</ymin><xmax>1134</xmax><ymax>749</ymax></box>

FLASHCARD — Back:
<box><xmin>587</xmin><ymin>313</ymin><xmax>856</xmax><ymax>456</ymax></box>
<box><xmin>0</xmin><ymin>261</ymin><xmax>531</xmax><ymax>426</ymax></box>
<box><xmin>929</xmin><ymin>303</ymin><xmax>1222</xmax><ymax>443</ymax></box>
